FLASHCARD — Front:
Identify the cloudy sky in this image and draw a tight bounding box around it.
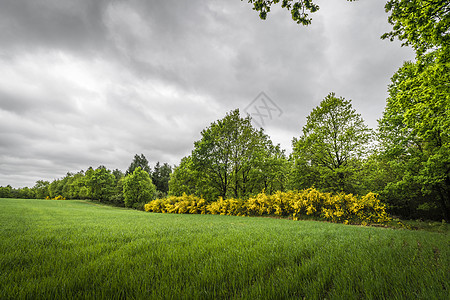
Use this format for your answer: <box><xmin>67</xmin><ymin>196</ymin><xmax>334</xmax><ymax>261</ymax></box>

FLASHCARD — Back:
<box><xmin>0</xmin><ymin>0</ymin><xmax>414</xmax><ymax>188</ymax></box>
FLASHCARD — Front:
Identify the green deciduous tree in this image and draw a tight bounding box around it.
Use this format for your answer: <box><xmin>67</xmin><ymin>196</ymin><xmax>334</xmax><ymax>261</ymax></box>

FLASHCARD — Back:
<box><xmin>249</xmin><ymin>138</ymin><xmax>289</xmax><ymax>195</ymax></box>
<box><xmin>290</xmin><ymin>93</ymin><xmax>372</xmax><ymax>193</ymax></box>
<box><xmin>187</xmin><ymin>109</ymin><xmax>287</xmax><ymax>201</ymax></box>
<box><xmin>0</xmin><ymin>185</ymin><xmax>12</xmax><ymax>198</ymax></box>
<box><xmin>86</xmin><ymin>166</ymin><xmax>115</xmax><ymax>202</ymax></box>
<box><xmin>33</xmin><ymin>180</ymin><xmax>50</xmax><ymax>199</ymax></box>
<box><xmin>112</xmin><ymin>169</ymin><xmax>124</xmax><ymax>182</ymax></box>
<box><xmin>169</xmin><ymin>156</ymin><xmax>199</xmax><ymax>197</ymax></box>
<box><xmin>126</xmin><ymin>154</ymin><xmax>152</xmax><ymax>175</ymax></box>
<box><xmin>110</xmin><ymin>169</ymin><xmax>125</xmax><ymax>205</ymax></box>
<box><xmin>123</xmin><ymin>167</ymin><xmax>157</xmax><ymax>208</ymax></box>
<box><xmin>375</xmin><ymin>0</ymin><xmax>450</xmax><ymax>220</ymax></box>
<box><xmin>152</xmin><ymin>162</ymin><xmax>172</xmax><ymax>195</ymax></box>
<box><xmin>34</xmin><ymin>167</ymin><xmax>123</xmax><ymax>203</ymax></box>
<box><xmin>48</xmin><ymin>174</ymin><xmax>73</xmax><ymax>199</ymax></box>
<box><xmin>17</xmin><ymin>187</ymin><xmax>35</xmax><ymax>199</ymax></box>
<box><xmin>382</xmin><ymin>0</ymin><xmax>449</xmax><ymax>58</ymax></box>
<box><xmin>169</xmin><ymin>156</ymin><xmax>218</xmax><ymax>200</ymax></box>
<box><xmin>378</xmin><ymin>57</ymin><xmax>450</xmax><ymax>220</ymax></box>
<box><xmin>62</xmin><ymin>171</ymin><xmax>86</xmax><ymax>199</ymax></box>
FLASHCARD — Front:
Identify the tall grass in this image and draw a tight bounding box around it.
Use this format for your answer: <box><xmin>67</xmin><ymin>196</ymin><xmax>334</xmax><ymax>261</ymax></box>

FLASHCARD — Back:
<box><xmin>0</xmin><ymin>199</ymin><xmax>448</xmax><ymax>299</ymax></box>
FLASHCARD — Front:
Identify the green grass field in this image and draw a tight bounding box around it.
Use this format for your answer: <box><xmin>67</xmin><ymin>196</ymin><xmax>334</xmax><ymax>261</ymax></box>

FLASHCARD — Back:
<box><xmin>1</xmin><ymin>199</ymin><xmax>448</xmax><ymax>299</ymax></box>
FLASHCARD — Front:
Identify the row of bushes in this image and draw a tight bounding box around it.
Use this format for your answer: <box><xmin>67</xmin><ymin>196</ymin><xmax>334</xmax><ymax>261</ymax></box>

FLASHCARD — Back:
<box><xmin>144</xmin><ymin>189</ymin><xmax>391</xmax><ymax>225</ymax></box>
<box><xmin>45</xmin><ymin>195</ymin><xmax>66</xmax><ymax>200</ymax></box>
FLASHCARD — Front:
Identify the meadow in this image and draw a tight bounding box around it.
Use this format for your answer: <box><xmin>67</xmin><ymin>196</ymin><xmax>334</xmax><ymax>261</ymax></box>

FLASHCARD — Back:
<box><xmin>0</xmin><ymin>198</ymin><xmax>448</xmax><ymax>299</ymax></box>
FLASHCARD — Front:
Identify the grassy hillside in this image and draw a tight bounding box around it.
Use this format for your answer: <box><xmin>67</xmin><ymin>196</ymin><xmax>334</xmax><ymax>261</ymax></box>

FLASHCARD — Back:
<box><xmin>0</xmin><ymin>199</ymin><xmax>448</xmax><ymax>299</ymax></box>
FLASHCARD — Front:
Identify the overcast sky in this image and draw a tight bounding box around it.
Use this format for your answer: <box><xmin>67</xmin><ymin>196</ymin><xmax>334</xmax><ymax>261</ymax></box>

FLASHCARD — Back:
<box><xmin>0</xmin><ymin>0</ymin><xmax>414</xmax><ymax>188</ymax></box>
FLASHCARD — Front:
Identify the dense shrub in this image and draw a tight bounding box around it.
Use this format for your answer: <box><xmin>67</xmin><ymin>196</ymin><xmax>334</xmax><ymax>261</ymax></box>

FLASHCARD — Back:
<box><xmin>207</xmin><ymin>197</ymin><xmax>247</xmax><ymax>216</ymax></box>
<box><xmin>145</xmin><ymin>188</ymin><xmax>391</xmax><ymax>225</ymax></box>
<box><xmin>123</xmin><ymin>167</ymin><xmax>156</xmax><ymax>208</ymax></box>
<box><xmin>145</xmin><ymin>193</ymin><xmax>208</xmax><ymax>214</ymax></box>
<box><xmin>45</xmin><ymin>195</ymin><xmax>66</xmax><ymax>200</ymax></box>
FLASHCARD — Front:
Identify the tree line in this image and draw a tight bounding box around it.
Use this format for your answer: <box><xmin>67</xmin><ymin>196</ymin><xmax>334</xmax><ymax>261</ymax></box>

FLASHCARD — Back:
<box><xmin>2</xmin><ymin>86</ymin><xmax>448</xmax><ymax>220</ymax></box>
<box><xmin>240</xmin><ymin>0</ymin><xmax>449</xmax><ymax>221</ymax></box>
<box><xmin>0</xmin><ymin>155</ymin><xmax>172</xmax><ymax>209</ymax></box>
<box><xmin>1</xmin><ymin>0</ymin><xmax>448</xmax><ymax>221</ymax></box>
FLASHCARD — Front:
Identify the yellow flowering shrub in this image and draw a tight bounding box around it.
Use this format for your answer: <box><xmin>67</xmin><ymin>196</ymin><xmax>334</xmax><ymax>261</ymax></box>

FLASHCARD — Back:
<box><xmin>247</xmin><ymin>193</ymin><xmax>275</xmax><ymax>216</ymax></box>
<box><xmin>317</xmin><ymin>192</ymin><xmax>391</xmax><ymax>224</ymax></box>
<box><xmin>207</xmin><ymin>197</ymin><xmax>246</xmax><ymax>216</ymax></box>
<box><xmin>144</xmin><ymin>193</ymin><xmax>207</xmax><ymax>214</ymax></box>
<box><xmin>144</xmin><ymin>189</ymin><xmax>391</xmax><ymax>225</ymax></box>
<box><xmin>320</xmin><ymin>193</ymin><xmax>353</xmax><ymax>223</ymax></box>
<box><xmin>189</xmin><ymin>197</ymin><xmax>208</xmax><ymax>214</ymax></box>
<box><xmin>290</xmin><ymin>188</ymin><xmax>324</xmax><ymax>219</ymax></box>
<box><xmin>355</xmin><ymin>192</ymin><xmax>391</xmax><ymax>224</ymax></box>
<box><xmin>144</xmin><ymin>198</ymin><xmax>167</xmax><ymax>213</ymax></box>
<box><xmin>269</xmin><ymin>190</ymin><xmax>295</xmax><ymax>216</ymax></box>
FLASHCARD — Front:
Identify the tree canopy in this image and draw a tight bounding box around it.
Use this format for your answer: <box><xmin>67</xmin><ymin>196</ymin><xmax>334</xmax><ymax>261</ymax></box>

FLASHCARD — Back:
<box><xmin>169</xmin><ymin>109</ymin><xmax>287</xmax><ymax>201</ymax></box>
<box><xmin>126</xmin><ymin>154</ymin><xmax>152</xmax><ymax>175</ymax></box>
<box><xmin>382</xmin><ymin>0</ymin><xmax>450</xmax><ymax>57</ymax></box>
<box><xmin>375</xmin><ymin>0</ymin><xmax>450</xmax><ymax>220</ymax></box>
<box><xmin>291</xmin><ymin>93</ymin><xmax>372</xmax><ymax>193</ymax></box>
<box><xmin>192</xmin><ymin>109</ymin><xmax>267</xmax><ymax>199</ymax></box>
<box><xmin>87</xmin><ymin>166</ymin><xmax>115</xmax><ymax>202</ymax></box>
<box><xmin>123</xmin><ymin>167</ymin><xmax>157</xmax><ymax>208</ymax></box>
<box><xmin>377</xmin><ymin>54</ymin><xmax>450</xmax><ymax>220</ymax></box>
<box><xmin>243</xmin><ymin>0</ymin><xmax>355</xmax><ymax>25</ymax></box>
<box><xmin>152</xmin><ymin>162</ymin><xmax>172</xmax><ymax>195</ymax></box>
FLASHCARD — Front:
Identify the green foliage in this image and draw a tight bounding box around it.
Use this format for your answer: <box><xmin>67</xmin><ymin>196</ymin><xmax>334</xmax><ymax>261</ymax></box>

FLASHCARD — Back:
<box><xmin>33</xmin><ymin>180</ymin><xmax>50</xmax><ymax>199</ymax></box>
<box><xmin>48</xmin><ymin>173</ymin><xmax>71</xmax><ymax>199</ymax></box>
<box><xmin>16</xmin><ymin>187</ymin><xmax>35</xmax><ymax>199</ymax></box>
<box><xmin>244</xmin><ymin>0</ymin><xmax>320</xmax><ymax>25</ymax></box>
<box><xmin>290</xmin><ymin>93</ymin><xmax>372</xmax><ymax>193</ymax></box>
<box><xmin>189</xmin><ymin>109</ymin><xmax>288</xmax><ymax>201</ymax></box>
<box><xmin>66</xmin><ymin>172</ymin><xmax>87</xmax><ymax>199</ymax></box>
<box><xmin>168</xmin><ymin>156</ymin><xmax>197</xmax><ymax>196</ymax></box>
<box><xmin>151</xmin><ymin>162</ymin><xmax>172</xmax><ymax>195</ymax></box>
<box><xmin>112</xmin><ymin>168</ymin><xmax>124</xmax><ymax>182</ymax></box>
<box><xmin>168</xmin><ymin>156</ymin><xmax>218</xmax><ymax>200</ymax></box>
<box><xmin>377</xmin><ymin>55</ymin><xmax>450</xmax><ymax>220</ymax></box>
<box><xmin>126</xmin><ymin>154</ymin><xmax>151</xmax><ymax>175</ymax></box>
<box><xmin>0</xmin><ymin>186</ymin><xmax>12</xmax><ymax>198</ymax></box>
<box><xmin>244</xmin><ymin>1</ymin><xmax>360</xmax><ymax>25</ymax></box>
<box><xmin>110</xmin><ymin>179</ymin><xmax>125</xmax><ymax>205</ymax></box>
<box><xmin>86</xmin><ymin>166</ymin><xmax>115</xmax><ymax>202</ymax></box>
<box><xmin>371</xmin><ymin>0</ymin><xmax>450</xmax><ymax>220</ymax></box>
<box><xmin>251</xmin><ymin>140</ymin><xmax>289</xmax><ymax>194</ymax></box>
<box><xmin>382</xmin><ymin>0</ymin><xmax>450</xmax><ymax>57</ymax></box>
<box><xmin>3</xmin><ymin>166</ymin><xmax>120</xmax><ymax>206</ymax></box>
<box><xmin>123</xmin><ymin>167</ymin><xmax>157</xmax><ymax>208</ymax></box>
